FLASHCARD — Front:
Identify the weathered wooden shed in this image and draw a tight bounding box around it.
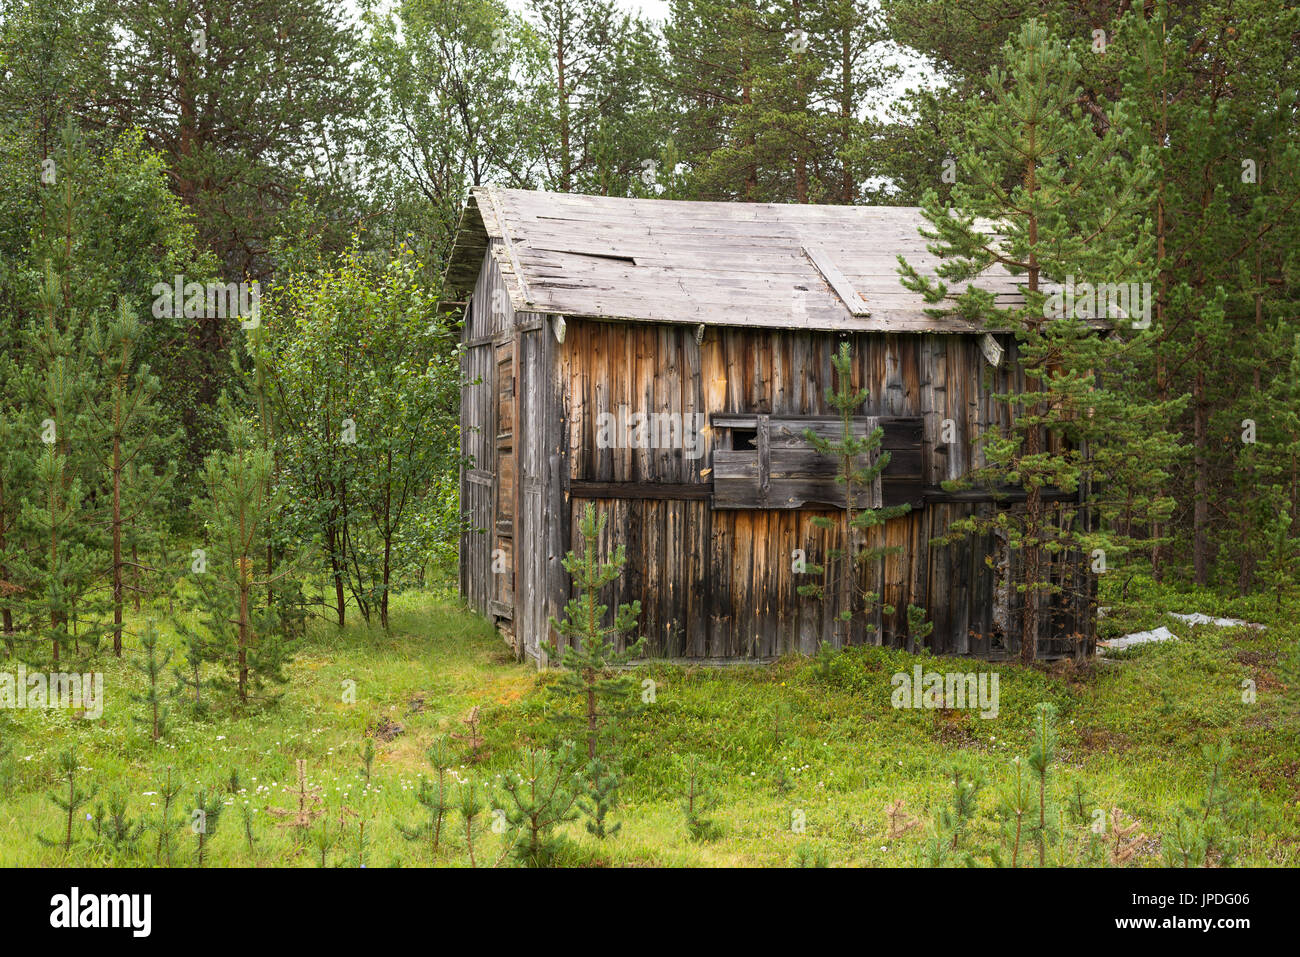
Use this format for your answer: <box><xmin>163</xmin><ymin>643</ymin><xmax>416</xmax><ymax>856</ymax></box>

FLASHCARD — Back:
<box><xmin>444</xmin><ymin>187</ymin><xmax>1094</xmax><ymax>663</ymax></box>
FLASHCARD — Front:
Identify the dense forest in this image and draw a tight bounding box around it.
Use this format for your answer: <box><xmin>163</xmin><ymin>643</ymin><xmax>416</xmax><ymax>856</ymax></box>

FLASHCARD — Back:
<box><xmin>0</xmin><ymin>0</ymin><xmax>1297</xmax><ymax>882</ymax></box>
<box><xmin>1</xmin><ymin>0</ymin><xmax>1298</xmax><ymax>675</ymax></box>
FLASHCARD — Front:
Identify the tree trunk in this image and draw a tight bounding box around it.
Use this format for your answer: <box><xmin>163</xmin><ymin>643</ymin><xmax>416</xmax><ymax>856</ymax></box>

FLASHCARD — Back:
<box><xmin>112</xmin><ymin>420</ymin><xmax>124</xmax><ymax>657</ymax></box>
<box><xmin>1193</xmin><ymin>365</ymin><xmax>1208</xmax><ymax>585</ymax></box>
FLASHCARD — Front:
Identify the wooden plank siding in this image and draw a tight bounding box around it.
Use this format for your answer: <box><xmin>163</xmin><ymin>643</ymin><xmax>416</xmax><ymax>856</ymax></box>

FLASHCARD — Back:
<box><xmin>544</xmin><ymin>318</ymin><xmax>1092</xmax><ymax>661</ymax></box>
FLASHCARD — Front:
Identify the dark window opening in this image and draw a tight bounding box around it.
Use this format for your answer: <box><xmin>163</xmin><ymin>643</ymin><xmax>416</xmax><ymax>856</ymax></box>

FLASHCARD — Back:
<box><xmin>732</xmin><ymin>428</ymin><xmax>758</xmax><ymax>451</ymax></box>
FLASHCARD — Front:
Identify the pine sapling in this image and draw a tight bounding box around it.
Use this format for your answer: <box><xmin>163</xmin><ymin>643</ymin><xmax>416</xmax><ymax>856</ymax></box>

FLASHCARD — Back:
<box><xmin>397</xmin><ymin>737</ymin><xmax>453</xmax><ymax>860</ymax></box>
<box><xmin>39</xmin><ymin>748</ymin><xmax>97</xmax><ymax>852</ymax></box>
<box><xmin>1027</xmin><ymin>703</ymin><xmax>1060</xmax><ymax>866</ymax></box>
<box><xmin>130</xmin><ymin>619</ymin><xmax>176</xmax><ymax>740</ymax></box>
<box><xmin>925</xmin><ymin>764</ymin><xmax>983</xmax><ymax>865</ymax></box>
<box><xmin>580</xmin><ymin>754</ymin><xmax>623</xmax><ymax>840</ymax></box>
<box><xmin>227</xmin><ymin>769</ymin><xmax>258</xmax><ymax>856</ymax></box>
<box><xmin>814</xmin><ymin>639</ymin><xmax>837</xmax><ymax>681</ymax></box>
<box><xmin>997</xmin><ymin>756</ymin><xmax>1031</xmax><ymax>868</ymax></box>
<box><xmin>98</xmin><ymin>789</ymin><xmax>145</xmax><ymax>859</ymax></box>
<box><xmin>1162</xmin><ymin>740</ymin><xmax>1250</xmax><ymax>867</ymax></box>
<box><xmin>310</xmin><ymin>810</ymin><xmax>341</xmax><ymax>867</ymax></box>
<box><xmin>186</xmin><ymin>786</ymin><xmax>224</xmax><ymax>866</ymax></box>
<box><xmin>545</xmin><ymin>504</ymin><xmax>646</xmax><ymax>761</ymax></box>
<box><xmin>544</xmin><ymin>503</ymin><xmax>645</xmax><ymax>839</ymax></box>
<box><xmin>151</xmin><ymin>765</ymin><xmax>182</xmax><ymax>866</ymax></box>
<box><xmin>172</xmin><ymin>614</ymin><xmax>210</xmax><ymax>718</ymax></box>
<box><xmin>681</xmin><ymin>754</ymin><xmax>722</xmax><ymax>842</ymax></box>
<box><xmin>499</xmin><ymin>743</ymin><xmax>583</xmax><ymax>867</ymax></box>
<box><xmin>456</xmin><ymin>780</ymin><xmax>510</xmax><ymax>868</ymax></box>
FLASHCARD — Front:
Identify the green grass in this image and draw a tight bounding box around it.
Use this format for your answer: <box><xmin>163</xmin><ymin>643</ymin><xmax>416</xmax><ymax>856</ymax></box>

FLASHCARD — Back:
<box><xmin>0</xmin><ymin>575</ymin><xmax>1296</xmax><ymax>867</ymax></box>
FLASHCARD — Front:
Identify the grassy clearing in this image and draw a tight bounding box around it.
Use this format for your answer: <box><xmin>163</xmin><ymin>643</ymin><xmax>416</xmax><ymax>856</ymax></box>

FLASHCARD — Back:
<box><xmin>0</xmin><ymin>575</ymin><xmax>1296</xmax><ymax>867</ymax></box>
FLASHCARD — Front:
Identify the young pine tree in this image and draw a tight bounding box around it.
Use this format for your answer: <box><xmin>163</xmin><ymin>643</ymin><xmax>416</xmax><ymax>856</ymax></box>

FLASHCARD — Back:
<box><xmin>1026</xmin><ymin>703</ymin><xmax>1060</xmax><ymax>867</ymax></box>
<box><xmin>129</xmin><ymin>619</ymin><xmax>177</xmax><ymax>741</ymax></box>
<box><xmin>799</xmin><ymin>342</ymin><xmax>916</xmax><ymax>646</ymax></box>
<box><xmin>14</xmin><ymin>261</ymin><xmax>106</xmax><ymax>667</ymax></box>
<box><xmin>499</xmin><ymin>742</ymin><xmax>583</xmax><ymax>868</ymax></box>
<box><xmin>85</xmin><ymin>299</ymin><xmax>178</xmax><ymax>657</ymax></box>
<box><xmin>183</xmin><ymin>395</ymin><xmax>294</xmax><ymax>706</ymax></box>
<box><xmin>397</xmin><ymin>737</ymin><xmax>454</xmax><ymax>861</ymax></box>
<box><xmin>545</xmin><ymin>503</ymin><xmax>645</xmax><ymax>838</ymax></box>
<box><xmin>39</xmin><ymin>748</ymin><xmax>97</xmax><ymax>853</ymax></box>
<box><xmin>898</xmin><ymin>18</ymin><xmax>1164</xmax><ymax>661</ymax></box>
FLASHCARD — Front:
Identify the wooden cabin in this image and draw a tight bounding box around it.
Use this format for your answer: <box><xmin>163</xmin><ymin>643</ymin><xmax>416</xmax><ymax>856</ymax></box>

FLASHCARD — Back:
<box><xmin>443</xmin><ymin>187</ymin><xmax>1094</xmax><ymax>663</ymax></box>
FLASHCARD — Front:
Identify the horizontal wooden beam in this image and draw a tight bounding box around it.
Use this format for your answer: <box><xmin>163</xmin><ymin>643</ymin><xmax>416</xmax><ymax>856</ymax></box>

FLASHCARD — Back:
<box><xmin>922</xmin><ymin>487</ymin><xmax>1080</xmax><ymax>504</ymax></box>
<box><xmin>569</xmin><ymin>481</ymin><xmax>712</xmax><ymax>501</ymax></box>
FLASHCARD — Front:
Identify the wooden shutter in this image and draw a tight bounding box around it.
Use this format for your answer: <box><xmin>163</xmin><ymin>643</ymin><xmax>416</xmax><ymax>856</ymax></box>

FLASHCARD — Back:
<box><xmin>711</xmin><ymin>414</ymin><xmax>924</xmax><ymax>510</ymax></box>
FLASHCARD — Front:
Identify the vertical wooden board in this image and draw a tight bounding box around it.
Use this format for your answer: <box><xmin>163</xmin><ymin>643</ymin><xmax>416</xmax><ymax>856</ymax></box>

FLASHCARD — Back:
<box><xmin>544</xmin><ymin>325</ymin><xmax>571</xmax><ymax>661</ymax></box>
<box><xmin>681</xmin><ymin>328</ymin><xmax>703</xmax><ymax>484</ymax></box>
<box><xmin>756</xmin><ymin>510</ymin><xmax>774</xmax><ymax>656</ymax></box>
<box><xmin>684</xmin><ymin>500</ymin><xmax>708</xmax><ymax>656</ymax></box>
<box><xmin>642</xmin><ymin>325</ymin><xmax>660</xmax><ymax>481</ymax></box>
<box><xmin>661</xmin><ymin>325</ymin><xmax>680</xmax><ymax>482</ymax></box>
<box><xmin>881</xmin><ymin>515</ymin><xmax>907</xmax><ymax>644</ymax></box>
<box><xmin>884</xmin><ymin>334</ymin><xmax>906</xmax><ymax>415</ymax></box>
<box><xmin>595</xmin><ymin>323</ymin><xmax>614</xmax><ymax>482</ymax></box>
<box><xmin>969</xmin><ymin>510</ymin><xmax>995</xmax><ymax>657</ymax></box>
<box><xmin>927</xmin><ymin>505</ymin><xmax>950</xmax><ymax>654</ymax></box>
<box><xmin>731</xmin><ymin>512</ymin><xmax>754</xmax><ymax>657</ymax></box>
<box><xmin>920</xmin><ymin>335</ymin><xmax>938</xmax><ymax>486</ymax></box>
<box><xmin>656</xmin><ymin>498</ymin><xmax>673</xmax><ymax>652</ymax></box>
<box><xmin>907</xmin><ymin>509</ymin><xmax>926</xmax><ymax>647</ymax></box>
<box><xmin>632</xmin><ymin>498</ymin><xmax>649</xmax><ymax>646</ymax></box>
<box><xmin>950</xmin><ymin>506</ymin><xmax>972</xmax><ymax>656</ymax></box>
<box><xmin>709</xmin><ymin>512</ymin><xmax>733</xmax><ymax>657</ymax></box>
<box><xmin>771</xmin><ymin>332</ymin><xmax>788</xmax><ymax>414</ymax></box>
<box><xmin>621</xmin><ymin>497</ymin><xmax>643</xmax><ymax>652</ymax></box>
<box><xmin>723</xmin><ymin>328</ymin><xmax>744</xmax><ymax>414</ymax></box>
<box><xmin>794</xmin><ymin>512</ymin><xmax>817</xmax><ymax>652</ymax></box>
<box><xmin>671</xmin><ymin>500</ymin><xmax>690</xmax><ymax>655</ymax></box>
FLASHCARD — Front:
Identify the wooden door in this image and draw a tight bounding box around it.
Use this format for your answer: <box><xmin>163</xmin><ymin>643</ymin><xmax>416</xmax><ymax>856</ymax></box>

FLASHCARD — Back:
<box><xmin>492</xmin><ymin>341</ymin><xmax>517</xmax><ymax>642</ymax></box>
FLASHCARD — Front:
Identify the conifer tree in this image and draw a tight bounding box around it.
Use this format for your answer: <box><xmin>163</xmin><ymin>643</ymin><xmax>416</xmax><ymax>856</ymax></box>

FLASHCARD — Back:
<box><xmin>799</xmin><ymin>342</ymin><xmax>916</xmax><ymax>645</ymax></box>
<box><xmin>897</xmin><ymin>18</ymin><xmax>1165</xmax><ymax>661</ymax></box>
<box><xmin>96</xmin><ymin>788</ymin><xmax>146</xmax><ymax>860</ymax></box>
<box><xmin>186</xmin><ymin>785</ymin><xmax>224</xmax><ymax>867</ymax></box>
<box><xmin>39</xmin><ymin>748</ymin><xmax>96</xmax><ymax>853</ymax></box>
<box><xmin>183</xmin><ymin>395</ymin><xmax>294</xmax><ymax>706</ymax></box>
<box><xmin>545</xmin><ymin>503</ymin><xmax>645</xmax><ymax>758</ymax></box>
<box><xmin>129</xmin><ymin>619</ymin><xmax>176</xmax><ymax>741</ymax></box>
<box><xmin>0</xmin><ymin>348</ymin><xmax>34</xmax><ymax>654</ymax></box>
<box><xmin>544</xmin><ymin>503</ymin><xmax>645</xmax><ymax>838</ymax></box>
<box><xmin>14</xmin><ymin>260</ymin><xmax>106</xmax><ymax>666</ymax></box>
<box><xmin>397</xmin><ymin>737</ymin><xmax>454</xmax><ymax>861</ymax></box>
<box><xmin>1026</xmin><ymin>703</ymin><xmax>1059</xmax><ymax>867</ymax></box>
<box><xmin>85</xmin><ymin>299</ymin><xmax>177</xmax><ymax>657</ymax></box>
<box><xmin>151</xmin><ymin>765</ymin><xmax>183</xmax><ymax>866</ymax></box>
<box><xmin>498</xmin><ymin>742</ymin><xmax>582</xmax><ymax>867</ymax></box>
<box><xmin>679</xmin><ymin>753</ymin><xmax>722</xmax><ymax>842</ymax></box>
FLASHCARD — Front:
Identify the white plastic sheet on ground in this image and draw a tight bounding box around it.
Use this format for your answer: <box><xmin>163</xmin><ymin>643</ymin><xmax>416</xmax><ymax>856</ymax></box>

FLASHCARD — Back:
<box><xmin>1099</xmin><ymin>625</ymin><xmax>1179</xmax><ymax>651</ymax></box>
<box><xmin>1097</xmin><ymin>610</ymin><xmax>1265</xmax><ymax>654</ymax></box>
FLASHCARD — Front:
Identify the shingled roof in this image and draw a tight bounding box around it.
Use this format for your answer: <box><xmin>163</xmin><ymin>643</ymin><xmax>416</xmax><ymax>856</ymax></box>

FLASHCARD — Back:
<box><xmin>443</xmin><ymin>187</ymin><xmax>1027</xmax><ymax>333</ymax></box>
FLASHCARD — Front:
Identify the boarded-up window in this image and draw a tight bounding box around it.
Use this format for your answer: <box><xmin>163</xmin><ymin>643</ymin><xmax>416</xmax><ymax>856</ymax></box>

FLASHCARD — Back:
<box><xmin>711</xmin><ymin>414</ymin><xmax>924</xmax><ymax>510</ymax></box>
